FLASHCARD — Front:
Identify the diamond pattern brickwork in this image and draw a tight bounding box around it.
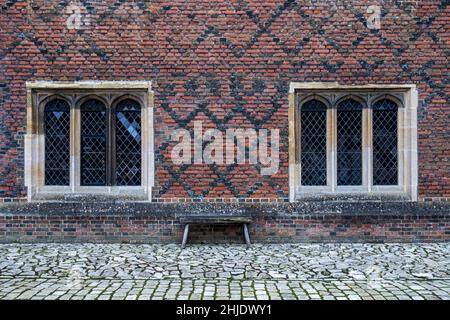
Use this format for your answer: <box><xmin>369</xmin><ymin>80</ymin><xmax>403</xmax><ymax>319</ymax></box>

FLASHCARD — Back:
<box><xmin>0</xmin><ymin>0</ymin><xmax>448</xmax><ymax>200</ymax></box>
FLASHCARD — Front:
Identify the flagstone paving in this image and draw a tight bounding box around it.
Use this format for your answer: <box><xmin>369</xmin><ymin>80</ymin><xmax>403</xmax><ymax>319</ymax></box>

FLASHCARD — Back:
<box><xmin>0</xmin><ymin>243</ymin><xmax>448</xmax><ymax>300</ymax></box>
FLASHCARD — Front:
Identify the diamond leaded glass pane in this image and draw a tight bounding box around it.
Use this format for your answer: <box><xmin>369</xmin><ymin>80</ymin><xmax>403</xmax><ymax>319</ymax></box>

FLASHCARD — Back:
<box><xmin>81</xmin><ymin>99</ymin><xmax>107</xmax><ymax>186</ymax></box>
<box><xmin>337</xmin><ymin>99</ymin><xmax>362</xmax><ymax>186</ymax></box>
<box><xmin>44</xmin><ymin>99</ymin><xmax>70</xmax><ymax>185</ymax></box>
<box><xmin>115</xmin><ymin>99</ymin><xmax>142</xmax><ymax>186</ymax></box>
<box><xmin>373</xmin><ymin>99</ymin><xmax>398</xmax><ymax>185</ymax></box>
<box><xmin>301</xmin><ymin>100</ymin><xmax>327</xmax><ymax>185</ymax></box>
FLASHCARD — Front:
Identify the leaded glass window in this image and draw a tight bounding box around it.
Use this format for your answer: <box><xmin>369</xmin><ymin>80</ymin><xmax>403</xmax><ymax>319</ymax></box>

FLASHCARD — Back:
<box><xmin>301</xmin><ymin>100</ymin><xmax>327</xmax><ymax>186</ymax></box>
<box><xmin>115</xmin><ymin>99</ymin><xmax>142</xmax><ymax>186</ymax></box>
<box><xmin>44</xmin><ymin>99</ymin><xmax>70</xmax><ymax>185</ymax></box>
<box><xmin>337</xmin><ymin>99</ymin><xmax>362</xmax><ymax>186</ymax></box>
<box><xmin>80</xmin><ymin>99</ymin><xmax>107</xmax><ymax>186</ymax></box>
<box><xmin>298</xmin><ymin>92</ymin><xmax>404</xmax><ymax>194</ymax></box>
<box><xmin>28</xmin><ymin>84</ymin><xmax>152</xmax><ymax>201</ymax></box>
<box><xmin>373</xmin><ymin>99</ymin><xmax>398</xmax><ymax>185</ymax></box>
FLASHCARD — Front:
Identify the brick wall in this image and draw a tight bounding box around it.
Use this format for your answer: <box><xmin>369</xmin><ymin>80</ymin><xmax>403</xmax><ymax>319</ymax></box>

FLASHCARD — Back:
<box><xmin>0</xmin><ymin>212</ymin><xmax>448</xmax><ymax>243</ymax></box>
<box><xmin>0</xmin><ymin>0</ymin><xmax>449</xmax><ymax>201</ymax></box>
<box><xmin>0</xmin><ymin>202</ymin><xmax>448</xmax><ymax>243</ymax></box>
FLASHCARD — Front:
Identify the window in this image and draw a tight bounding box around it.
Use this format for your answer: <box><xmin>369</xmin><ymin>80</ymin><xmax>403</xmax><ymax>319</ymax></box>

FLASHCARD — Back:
<box><xmin>25</xmin><ymin>81</ymin><xmax>154</xmax><ymax>201</ymax></box>
<box><xmin>77</xmin><ymin>98</ymin><xmax>143</xmax><ymax>187</ymax></box>
<box><xmin>115</xmin><ymin>99</ymin><xmax>142</xmax><ymax>186</ymax></box>
<box><xmin>289</xmin><ymin>84</ymin><xmax>418</xmax><ymax>201</ymax></box>
<box><xmin>44</xmin><ymin>99</ymin><xmax>70</xmax><ymax>186</ymax></box>
<box><xmin>301</xmin><ymin>95</ymin><xmax>396</xmax><ymax>189</ymax></box>
<box><xmin>372</xmin><ymin>99</ymin><xmax>398</xmax><ymax>186</ymax></box>
<box><xmin>80</xmin><ymin>99</ymin><xmax>108</xmax><ymax>186</ymax></box>
<box><xmin>300</xmin><ymin>99</ymin><xmax>327</xmax><ymax>186</ymax></box>
<box><xmin>336</xmin><ymin>99</ymin><xmax>363</xmax><ymax>186</ymax></box>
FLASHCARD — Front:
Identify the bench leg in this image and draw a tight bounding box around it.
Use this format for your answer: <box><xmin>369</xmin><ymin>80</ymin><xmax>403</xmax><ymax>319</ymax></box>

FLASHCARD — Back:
<box><xmin>181</xmin><ymin>224</ymin><xmax>189</xmax><ymax>249</ymax></box>
<box><xmin>243</xmin><ymin>224</ymin><xmax>251</xmax><ymax>247</ymax></box>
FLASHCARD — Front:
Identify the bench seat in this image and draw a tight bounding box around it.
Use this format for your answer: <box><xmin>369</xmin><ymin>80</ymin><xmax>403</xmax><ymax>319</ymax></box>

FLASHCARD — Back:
<box><xmin>179</xmin><ymin>215</ymin><xmax>252</xmax><ymax>248</ymax></box>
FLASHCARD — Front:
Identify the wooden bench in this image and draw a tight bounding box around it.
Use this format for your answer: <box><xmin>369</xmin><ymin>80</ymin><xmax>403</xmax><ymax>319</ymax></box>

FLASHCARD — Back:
<box><xmin>179</xmin><ymin>216</ymin><xmax>252</xmax><ymax>248</ymax></box>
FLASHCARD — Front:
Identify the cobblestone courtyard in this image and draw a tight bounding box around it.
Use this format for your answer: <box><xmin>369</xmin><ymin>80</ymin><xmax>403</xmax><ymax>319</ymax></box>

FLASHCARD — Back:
<box><xmin>0</xmin><ymin>243</ymin><xmax>448</xmax><ymax>300</ymax></box>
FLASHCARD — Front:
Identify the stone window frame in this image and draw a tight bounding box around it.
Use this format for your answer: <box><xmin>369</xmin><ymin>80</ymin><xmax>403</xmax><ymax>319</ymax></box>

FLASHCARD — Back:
<box><xmin>288</xmin><ymin>82</ymin><xmax>418</xmax><ymax>202</ymax></box>
<box><xmin>25</xmin><ymin>81</ymin><xmax>154</xmax><ymax>202</ymax></box>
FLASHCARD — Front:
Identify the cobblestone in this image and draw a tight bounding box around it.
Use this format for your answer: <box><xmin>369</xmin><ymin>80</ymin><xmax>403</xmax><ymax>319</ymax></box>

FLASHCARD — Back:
<box><xmin>0</xmin><ymin>243</ymin><xmax>448</xmax><ymax>300</ymax></box>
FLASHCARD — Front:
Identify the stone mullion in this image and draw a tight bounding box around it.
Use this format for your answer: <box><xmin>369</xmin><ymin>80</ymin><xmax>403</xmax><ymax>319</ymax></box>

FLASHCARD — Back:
<box><xmin>362</xmin><ymin>105</ymin><xmax>372</xmax><ymax>191</ymax></box>
<box><xmin>72</xmin><ymin>101</ymin><xmax>80</xmax><ymax>190</ymax></box>
<box><xmin>143</xmin><ymin>90</ymin><xmax>155</xmax><ymax>201</ymax></box>
<box><xmin>328</xmin><ymin>107</ymin><xmax>337</xmax><ymax>192</ymax></box>
<box><xmin>288</xmin><ymin>91</ymin><xmax>299</xmax><ymax>201</ymax></box>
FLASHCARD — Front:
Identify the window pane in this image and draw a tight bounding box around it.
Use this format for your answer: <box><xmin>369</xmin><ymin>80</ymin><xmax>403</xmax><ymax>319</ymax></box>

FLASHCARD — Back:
<box><xmin>115</xmin><ymin>99</ymin><xmax>142</xmax><ymax>186</ymax></box>
<box><xmin>337</xmin><ymin>99</ymin><xmax>362</xmax><ymax>186</ymax></box>
<box><xmin>44</xmin><ymin>99</ymin><xmax>70</xmax><ymax>185</ymax></box>
<box><xmin>373</xmin><ymin>99</ymin><xmax>398</xmax><ymax>185</ymax></box>
<box><xmin>301</xmin><ymin>99</ymin><xmax>327</xmax><ymax>185</ymax></box>
<box><xmin>81</xmin><ymin>99</ymin><xmax>107</xmax><ymax>186</ymax></box>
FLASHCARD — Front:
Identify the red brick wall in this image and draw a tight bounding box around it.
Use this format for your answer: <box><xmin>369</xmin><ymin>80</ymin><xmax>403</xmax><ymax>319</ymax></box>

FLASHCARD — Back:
<box><xmin>0</xmin><ymin>213</ymin><xmax>448</xmax><ymax>243</ymax></box>
<box><xmin>0</xmin><ymin>0</ymin><xmax>449</xmax><ymax>201</ymax></box>
<box><xmin>0</xmin><ymin>202</ymin><xmax>448</xmax><ymax>242</ymax></box>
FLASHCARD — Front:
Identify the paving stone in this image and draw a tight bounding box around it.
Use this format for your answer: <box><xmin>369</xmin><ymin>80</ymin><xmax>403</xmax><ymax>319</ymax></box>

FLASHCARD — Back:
<box><xmin>0</xmin><ymin>243</ymin><xmax>448</xmax><ymax>300</ymax></box>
